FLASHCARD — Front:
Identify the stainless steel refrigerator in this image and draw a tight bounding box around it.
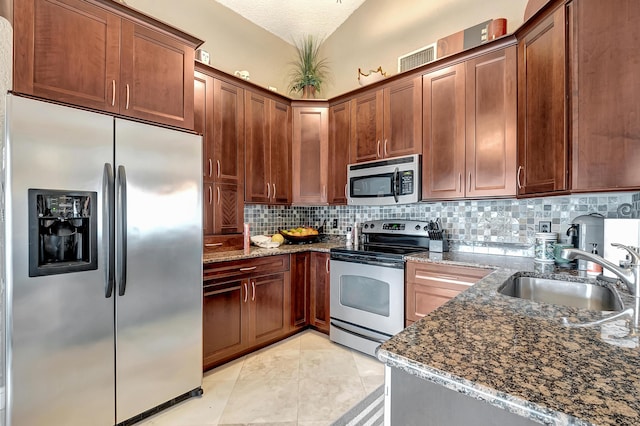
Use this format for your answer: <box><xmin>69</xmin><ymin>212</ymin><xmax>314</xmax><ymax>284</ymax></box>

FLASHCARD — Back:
<box><xmin>2</xmin><ymin>94</ymin><xmax>203</xmax><ymax>425</ymax></box>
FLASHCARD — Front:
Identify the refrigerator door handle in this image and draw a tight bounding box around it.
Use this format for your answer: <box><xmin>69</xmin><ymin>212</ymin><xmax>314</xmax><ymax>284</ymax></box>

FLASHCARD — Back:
<box><xmin>117</xmin><ymin>165</ymin><xmax>128</xmax><ymax>296</ymax></box>
<box><xmin>103</xmin><ymin>163</ymin><xmax>115</xmax><ymax>298</ymax></box>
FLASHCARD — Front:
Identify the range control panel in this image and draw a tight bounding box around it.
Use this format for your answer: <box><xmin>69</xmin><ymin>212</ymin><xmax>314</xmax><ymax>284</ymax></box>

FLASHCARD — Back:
<box><xmin>361</xmin><ymin>220</ymin><xmax>436</xmax><ymax>236</ymax></box>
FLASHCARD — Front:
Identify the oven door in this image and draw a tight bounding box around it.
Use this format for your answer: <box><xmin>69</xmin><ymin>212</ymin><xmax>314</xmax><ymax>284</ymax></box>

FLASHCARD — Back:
<box><xmin>330</xmin><ymin>258</ymin><xmax>405</xmax><ymax>338</ymax></box>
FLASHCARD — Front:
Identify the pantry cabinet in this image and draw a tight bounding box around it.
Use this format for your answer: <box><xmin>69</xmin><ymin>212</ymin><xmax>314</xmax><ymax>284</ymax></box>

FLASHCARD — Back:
<box><xmin>292</xmin><ymin>104</ymin><xmax>329</xmax><ymax>205</ymax></box>
<box><xmin>405</xmin><ymin>261</ymin><xmax>489</xmax><ymax>326</ymax></box>
<box><xmin>517</xmin><ymin>4</ymin><xmax>569</xmax><ymax>195</ymax></box>
<box><xmin>350</xmin><ymin>76</ymin><xmax>422</xmax><ymax>163</ymax></box>
<box><xmin>13</xmin><ymin>0</ymin><xmax>201</xmax><ymax>129</ymax></box>
<box><xmin>422</xmin><ymin>46</ymin><xmax>516</xmax><ymax>200</ymax></box>
<box><xmin>328</xmin><ymin>101</ymin><xmax>351</xmax><ymax>205</ymax></box>
<box><xmin>245</xmin><ymin>91</ymin><xmax>292</xmax><ymax>204</ymax></box>
<box><xmin>202</xmin><ymin>255</ymin><xmax>291</xmax><ymax>370</ymax></box>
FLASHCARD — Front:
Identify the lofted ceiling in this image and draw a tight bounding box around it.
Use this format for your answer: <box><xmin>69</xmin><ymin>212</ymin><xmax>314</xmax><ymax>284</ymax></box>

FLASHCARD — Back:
<box><xmin>213</xmin><ymin>0</ymin><xmax>368</xmax><ymax>45</ymax></box>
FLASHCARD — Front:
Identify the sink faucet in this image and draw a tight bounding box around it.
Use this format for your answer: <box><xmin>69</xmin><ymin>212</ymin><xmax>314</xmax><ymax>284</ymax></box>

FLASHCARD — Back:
<box><xmin>561</xmin><ymin>244</ymin><xmax>640</xmax><ymax>297</ymax></box>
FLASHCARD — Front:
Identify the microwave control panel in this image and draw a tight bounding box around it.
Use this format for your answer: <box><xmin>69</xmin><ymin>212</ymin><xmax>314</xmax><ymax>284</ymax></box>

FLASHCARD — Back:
<box><xmin>400</xmin><ymin>171</ymin><xmax>414</xmax><ymax>195</ymax></box>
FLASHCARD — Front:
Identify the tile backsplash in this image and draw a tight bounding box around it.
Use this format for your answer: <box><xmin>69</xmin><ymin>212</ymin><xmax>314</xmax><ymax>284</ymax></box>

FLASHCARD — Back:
<box><xmin>246</xmin><ymin>192</ymin><xmax>640</xmax><ymax>257</ymax></box>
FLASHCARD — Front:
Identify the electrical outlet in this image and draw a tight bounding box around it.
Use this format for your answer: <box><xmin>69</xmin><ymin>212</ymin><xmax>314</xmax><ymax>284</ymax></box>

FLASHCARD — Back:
<box><xmin>332</xmin><ymin>219</ymin><xmax>338</xmax><ymax>228</ymax></box>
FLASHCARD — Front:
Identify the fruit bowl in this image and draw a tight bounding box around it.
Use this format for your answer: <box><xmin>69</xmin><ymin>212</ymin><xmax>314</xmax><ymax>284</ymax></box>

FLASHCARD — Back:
<box><xmin>279</xmin><ymin>227</ymin><xmax>322</xmax><ymax>244</ymax></box>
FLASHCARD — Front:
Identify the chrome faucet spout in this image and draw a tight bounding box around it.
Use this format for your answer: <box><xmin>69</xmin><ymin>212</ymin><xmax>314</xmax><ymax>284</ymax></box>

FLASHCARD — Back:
<box><xmin>561</xmin><ymin>246</ymin><xmax>640</xmax><ymax>297</ymax></box>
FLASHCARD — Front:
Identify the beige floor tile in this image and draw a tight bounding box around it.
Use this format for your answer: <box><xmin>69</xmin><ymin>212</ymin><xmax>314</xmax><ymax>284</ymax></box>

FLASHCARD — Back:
<box><xmin>297</xmin><ymin>375</ymin><xmax>366</xmax><ymax>423</ymax></box>
<box><xmin>238</xmin><ymin>347</ymin><xmax>300</xmax><ymax>380</ymax></box>
<box><xmin>299</xmin><ymin>330</ymin><xmax>339</xmax><ymax>350</ymax></box>
<box><xmin>361</xmin><ymin>374</ymin><xmax>385</xmax><ymax>394</ymax></box>
<box><xmin>299</xmin><ymin>348</ymin><xmax>359</xmax><ymax>378</ymax></box>
<box><xmin>203</xmin><ymin>356</ymin><xmax>245</xmax><ymax>383</ymax></box>
<box><xmin>297</xmin><ymin>421</ymin><xmax>333</xmax><ymax>426</ymax></box>
<box><xmin>137</xmin><ymin>378</ymin><xmax>236</xmax><ymax>426</ymax></box>
<box><xmin>218</xmin><ymin>378</ymin><xmax>299</xmax><ymax>424</ymax></box>
<box><xmin>351</xmin><ymin>350</ymin><xmax>385</xmax><ymax>376</ymax></box>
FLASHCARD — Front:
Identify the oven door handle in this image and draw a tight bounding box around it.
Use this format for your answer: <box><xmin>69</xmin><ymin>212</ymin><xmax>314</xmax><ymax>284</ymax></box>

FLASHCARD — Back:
<box><xmin>392</xmin><ymin>167</ymin><xmax>400</xmax><ymax>203</ymax></box>
<box><xmin>330</xmin><ymin>321</ymin><xmax>387</xmax><ymax>344</ymax></box>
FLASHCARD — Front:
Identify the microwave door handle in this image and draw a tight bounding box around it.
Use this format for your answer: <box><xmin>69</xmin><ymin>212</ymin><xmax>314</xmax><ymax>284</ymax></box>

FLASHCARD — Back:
<box><xmin>393</xmin><ymin>167</ymin><xmax>399</xmax><ymax>203</ymax></box>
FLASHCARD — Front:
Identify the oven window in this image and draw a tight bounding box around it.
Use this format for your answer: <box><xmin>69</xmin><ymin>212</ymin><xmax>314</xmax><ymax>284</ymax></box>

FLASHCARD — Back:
<box><xmin>340</xmin><ymin>275</ymin><xmax>390</xmax><ymax>317</ymax></box>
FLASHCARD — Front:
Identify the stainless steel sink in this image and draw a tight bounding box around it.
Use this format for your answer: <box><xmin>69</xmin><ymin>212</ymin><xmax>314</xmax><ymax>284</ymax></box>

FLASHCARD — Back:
<box><xmin>498</xmin><ymin>276</ymin><xmax>623</xmax><ymax>311</ymax></box>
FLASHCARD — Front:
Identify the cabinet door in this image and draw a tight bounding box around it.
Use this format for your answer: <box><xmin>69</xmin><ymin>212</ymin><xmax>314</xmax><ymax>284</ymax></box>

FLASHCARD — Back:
<box><xmin>422</xmin><ymin>63</ymin><xmax>466</xmax><ymax>199</ymax></box>
<box><xmin>383</xmin><ymin>76</ymin><xmax>423</xmax><ymax>158</ymax></box>
<box><xmin>517</xmin><ymin>6</ymin><xmax>568</xmax><ymax>195</ymax></box>
<box><xmin>350</xmin><ymin>90</ymin><xmax>384</xmax><ymax>163</ymax></box>
<box><xmin>328</xmin><ymin>101</ymin><xmax>351</xmax><ymax>205</ymax></box>
<box><xmin>213</xmin><ymin>183</ymin><xmax>244</xmax><ymax>234</ymax></box>
<box><xmin>244</xmin><ymin>91</ymin><xmax>271</xmax><ymax>203</ymax></box>
<box><xmin>270</xmin><ymin>100</ymin><xmax>293</xmax><ymax>204</ymax></box>
<box><xmin>290</xmin><ymin>253</ymin><xmax>310</xmax><ymax>330</ymax></box>
<box><xmin>250</xmin><ymin>272</ymin><xmax>291</xmax><ymax>345</ymax></box>
<box><xmin>465</xmin><ymin>47</ymin><xmax>517</xmax><ymax>198</ymax></box>
<box><xmin>120</xmin><ymin>20</ymin><xmax>195</xmax><ymax>129</ymax></box>
<box><xmin>213</xmin><ymin>79</ymin><xmax>245</xmax><ymax>184</ymax></box>
<box><xmin>194</xmin><ymin>70</ymin><xmax>214</xmax><ymax>181</ymax></box>
<box><xmin>571</xmin><ymin>0</ymin><xmax>640</xmax><ymax>191</ymax></box>
<box><xmin>13</xmin><ymin>0</ymin><xmax>121</xmax><ymax>112</ymax></box>
<box><xmin>203</xmin><ymin>279</ymin><xmax>248</xmax><ymax>370</ymax></box>
<box><xmin>292</xmin><ymin>106</ymin><xmax>329</xmax><ymax>204</ymax></box>
<box><xmin>310</xmin><ymin>252</ymin><xmax>330</xmax><ymax>333</ymax></box>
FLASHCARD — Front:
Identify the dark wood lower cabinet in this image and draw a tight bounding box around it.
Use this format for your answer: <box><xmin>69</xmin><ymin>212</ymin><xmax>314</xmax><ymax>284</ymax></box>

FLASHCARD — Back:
<box><xmin>310</xmin><ymin>252</ymin><xmax>330</xmax><ymax>333</ymax></box>
<box><xmin>290</xmin><ymin>252</ymin><xmax>311</xmax><ymax>331</ymax></box>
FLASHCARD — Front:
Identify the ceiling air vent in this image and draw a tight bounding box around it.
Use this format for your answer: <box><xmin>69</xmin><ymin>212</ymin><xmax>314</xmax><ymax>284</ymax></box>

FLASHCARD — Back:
<box><xmin>397</xmin><ymin>43</ymin><xmax>437</xmax><ymax>73</ymax></box>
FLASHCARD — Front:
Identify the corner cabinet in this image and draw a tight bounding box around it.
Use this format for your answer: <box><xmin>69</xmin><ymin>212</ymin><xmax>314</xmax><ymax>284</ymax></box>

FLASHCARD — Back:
<box><xmin>350</xmin><ymin>76</ymin><xmax>422</xmax><ymax>163</ymax></box>
<box><xmin>202</xmin><ymin>255</ymin><xmax>291</xmax><ymax>370</ymax></box>
<box><xmin>423</xmin><ymin>45</ymin><xmax>516</xmax><ymax>200</ymax></box>
<box><xmin>194</xmin><ymin>66</ymin><xmax>244</xmax><ymax>253</ymax></box>
<box><xmin>292</xmin><ymin>104</ymin><xmax>329</xmax><ymax>205</ymax></box>
<box><xmin>517</xmin><ymin>4</ymin><xmax>569</xmax><ymax>195</ymax></box>
<box><xmin>13</xmin><ymin>0</ymin><xmax>202</xmax><ymax>129</ymax></box>
<box><xmin>245</xmin><ymin>91</ymin><xmax>292</xmax><ymax>204</ymax></box>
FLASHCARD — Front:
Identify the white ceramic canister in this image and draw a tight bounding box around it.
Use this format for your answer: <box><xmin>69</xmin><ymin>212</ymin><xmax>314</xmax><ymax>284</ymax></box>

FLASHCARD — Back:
<box><xmin>534</xmin><ymin>232</ymin><xmax>557</xmax><ymax>263</ymax></box>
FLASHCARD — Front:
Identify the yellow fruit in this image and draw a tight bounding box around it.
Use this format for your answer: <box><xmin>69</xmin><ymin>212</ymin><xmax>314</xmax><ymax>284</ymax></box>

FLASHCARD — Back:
<box><xmin>271</xmin><ymin>234</ymin><xmax>284</xmax><ymax>243</ymax></box>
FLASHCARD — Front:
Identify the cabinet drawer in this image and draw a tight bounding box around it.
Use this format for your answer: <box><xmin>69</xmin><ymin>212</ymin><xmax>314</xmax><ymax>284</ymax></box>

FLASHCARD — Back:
<box><xmin>407</xmin><ymin>262</ymin><xmax>490</xmax><ymax>289</ymax></box>
<box><xmin>203</xmin><ymin>254</ymin><xmax>290</xmax><ymax>283</ymax></box>
<box><xmin>203</xmin><ymin>234</ymin><xmax>243</xmax><ymax>253</ymax></box>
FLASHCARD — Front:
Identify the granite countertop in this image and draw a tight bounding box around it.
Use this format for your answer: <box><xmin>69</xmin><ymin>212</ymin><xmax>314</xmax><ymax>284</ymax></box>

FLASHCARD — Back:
<box><xmin>202</xmin><ymin>241</ymin><xmax>342</xmax><ymax>264</ymax></box>
<box><xmin>379</xmin><ymin>252</ymin><xmax>640</xmax><ymax>426</ymax></box>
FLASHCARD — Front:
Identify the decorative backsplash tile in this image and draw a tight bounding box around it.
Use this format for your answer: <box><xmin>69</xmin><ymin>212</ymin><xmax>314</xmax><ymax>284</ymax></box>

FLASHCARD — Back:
<box><xmin>245</xmin><ymin>192</ymin><xmax>638</xmax><ymax>257</ymax></box>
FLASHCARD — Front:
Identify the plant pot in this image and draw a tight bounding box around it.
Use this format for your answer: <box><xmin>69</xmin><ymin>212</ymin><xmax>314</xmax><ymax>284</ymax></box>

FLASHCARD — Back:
<box><xmin>302</xmin><ymin>85</ymin><xmax>316</xmax><ymax>99</ymax></box>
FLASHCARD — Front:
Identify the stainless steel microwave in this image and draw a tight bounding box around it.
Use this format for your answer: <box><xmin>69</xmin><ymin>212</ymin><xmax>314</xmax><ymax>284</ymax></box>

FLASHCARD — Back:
<box><xmin>347</xmin><ymin>154</ymin><xmax>421</xmax><ymax>205</ymax></box>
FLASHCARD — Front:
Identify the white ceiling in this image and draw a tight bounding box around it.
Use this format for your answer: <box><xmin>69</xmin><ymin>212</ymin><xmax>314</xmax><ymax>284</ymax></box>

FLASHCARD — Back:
<box><xmin>214</xmin><ymin>0</ymin><xmax>368</xmax><ymax>45</ymax></box>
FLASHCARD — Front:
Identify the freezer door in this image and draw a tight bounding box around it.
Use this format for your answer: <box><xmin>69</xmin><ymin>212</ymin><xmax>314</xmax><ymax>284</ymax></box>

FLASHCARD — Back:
<box><xmin>4</xmin><ymin>95</ymin><xmax>115</xmax><ymax>425</ymax></box>
<box><xmin>114</xmin><ymin>119</ymin><xmax>203</xmax><ymax>422</ymax></box>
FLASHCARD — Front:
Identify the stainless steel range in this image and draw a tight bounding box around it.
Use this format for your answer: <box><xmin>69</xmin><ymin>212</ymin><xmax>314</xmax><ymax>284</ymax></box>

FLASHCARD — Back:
<box><xmin>329</xmin><ymin>219</ymin><xmax>432</xmax><ymax>356</ymax></box>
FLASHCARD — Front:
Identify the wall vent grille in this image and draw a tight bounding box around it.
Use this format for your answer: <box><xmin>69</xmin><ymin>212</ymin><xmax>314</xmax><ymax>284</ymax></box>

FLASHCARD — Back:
<box><xmin>397</xmin><ymin>43</ymin><xmax>437</xmax><ymax>73</ymax></box>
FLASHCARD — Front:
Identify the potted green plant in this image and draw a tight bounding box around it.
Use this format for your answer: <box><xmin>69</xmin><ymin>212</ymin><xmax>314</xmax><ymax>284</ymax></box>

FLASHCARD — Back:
<box><xmin>288</xmin><ymin>35</ymin><xmax>330</xmax><ymax>98</ymax></box>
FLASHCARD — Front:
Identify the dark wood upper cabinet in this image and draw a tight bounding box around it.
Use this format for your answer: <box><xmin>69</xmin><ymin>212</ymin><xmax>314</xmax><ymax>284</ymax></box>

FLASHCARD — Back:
<box><xmin>350</xmin><ymin>76</ymin><xmax>422</xmax><ymax>163</ymax></box>
<box><xmin>465</xmin><ymin>46</ymin><xmax>517</xmax><ymax>198</ymax></box>
<box><xmin>422</xmin><ymin>63</ymin><xmax>466</xmax><ymax>199</ymax></box>
<box><xmin>212</xmin><ymin>79</ymin><xmax>245</xmax><ymax>184</ymax></box>
<box><xmin>570</xmin><ymin>0</ymin><xmax>640</xmax><ymax>192</ymax></box>
<box><xmin>328</xmin><ymin>101</ymin><xmax>351</xmax><ymax>205</ymax></box>
<box><xmin>14</xmin><ymin>0</ymin><xmax>202</xmax><ymax>130</ymax></box>
<box><xmin>517</xmin><ymin>5</ymin><xmax>568</xmax><ymax>195</ymax></box>
<box><xmin>292</xmin><ymin>105</ymin><xmax>329</xmax><ymax>205</ymax></box>
<box><xmin>245</xmin><ymin>91</ymin><xmax>292</xmax><ymax>204</ymax></box>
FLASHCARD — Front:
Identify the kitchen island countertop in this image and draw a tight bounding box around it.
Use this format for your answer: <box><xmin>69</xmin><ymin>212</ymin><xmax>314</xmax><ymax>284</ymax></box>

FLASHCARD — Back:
<box><xmin>379</xmin><ymin>251</ymin><xmax>640</xmax><ymax>426</ymax></box>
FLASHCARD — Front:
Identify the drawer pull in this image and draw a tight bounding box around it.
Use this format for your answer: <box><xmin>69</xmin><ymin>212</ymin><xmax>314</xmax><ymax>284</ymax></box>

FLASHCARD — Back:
<box><xmin>414</xmin><ymin>274</ymin><xmax>473</xmax><ymax>286</ymax></box>
<box><xmin>239</xmin><ymin>266</ymin><xmax>257</xmax><ymax>272</ymax></box>
<box><xmin>205</xmin><ymin>243</ymin><xmax>223</xmax><ymax>247</ymax></box>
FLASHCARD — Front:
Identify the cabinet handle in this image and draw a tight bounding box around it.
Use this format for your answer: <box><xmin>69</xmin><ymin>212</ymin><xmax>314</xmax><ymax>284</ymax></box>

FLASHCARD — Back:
<box><xmin>267</xmin><ymin>182</ymin><xmax>271</xmax><ymax>199</ymax></box>
<box><xmin>208</xmin><ymin>159</ymin><xmax>212</xmax><ymax>178</ymax></box>
<box><xmin>217</xmin><ymin>187</ymin><xmax>220</xmax><ymax>204</ymax></box>
<box><xmin>205</xmin><ymin>242</ymin><xmax>223</xmax><ymax>247</ymax></box>
<box><xmin>344</xmin><ymin>183</ymin><xmax>348</xmax><ymax>199</ymax></box>
<box><xmin>323</xmin><ymin>185</ymin><xmax>327</xmax><ymax>200</ymax></box>
<box><xmin>376</xmin><ymin>140</ymin><xmax>381</xmax><ymax>158</ymax></box>
<box><xmin>239</xmin><ymin>266</ymin><xmax>257</xmax><ymax>272</ymax></box>
<box><xmin>111</xmin><ymin>80</ymin><xmax>116</xmax><ymax>106</ymax></box>
<box><xmin>125</xmin><ymin>84</ymin><xmax>130</xmax><ymax>110</ymax></box>
<box><xmin>251</xmin><ymin>281</ymin><xmax>256</xmax><ymax>301</ymax></box>
<box><xmin>384</xmin><ymin>139</ymin><xmax>388</xmax><ymax>157</ymax></box>
<box><xmin>468</xmin><ymin>172</ymin><xmax>472</xmax><ymax>192</ymax></box>
<box><xmin>326</xmin><ymin>258</ymin><xmax>330</xmax><ymax>274</ymax></box>
<box><xmin>273</xmin><ymin>184</ymin><xmax>276</xmax><ymax>200</ymax></box>
<box><xmin>208</xmin><ymin>186</ymin><xmax>212</xmax><ymax>204</ymax></box>
<box><xmin>217</xmin><ymin>160</ymin><xmax>221</xmax><ymax>178</ymax></box>
<box><xmin>243</xmin><ymin>282</ymin><xmax>248</xmax><ymax>303</ymax></box>
<box><xmin>459</xmin><ymin>173</ymin><xmax>462</xmax><ymax>192</ymax></box>
<box><xmin>517</xmin><ymin>166</ymin><xmax>523</xmax><ymax>189</ymax></box>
